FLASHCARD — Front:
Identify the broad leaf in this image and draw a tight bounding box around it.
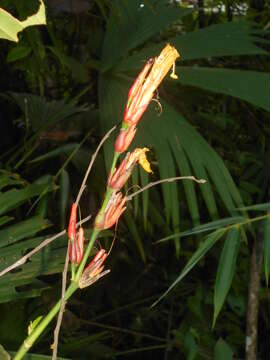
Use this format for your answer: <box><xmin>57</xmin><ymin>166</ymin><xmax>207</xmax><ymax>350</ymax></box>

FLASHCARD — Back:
<box><xmin>0</xmin><ymin>1</ymin><xmax>46</xmax><ymax>42</ymax></box>
<box><xmin>214</xmin><ymin>338</ymin><xmax>233</xmax><ymax>360</ymax></box>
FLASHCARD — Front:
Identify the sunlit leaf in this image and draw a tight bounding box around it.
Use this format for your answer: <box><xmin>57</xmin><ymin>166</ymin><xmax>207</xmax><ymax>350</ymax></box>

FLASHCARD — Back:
<box><xmin>0</xmin><ymin>1</ymin><xmax>46</xmax><ymax>42</ymax></box>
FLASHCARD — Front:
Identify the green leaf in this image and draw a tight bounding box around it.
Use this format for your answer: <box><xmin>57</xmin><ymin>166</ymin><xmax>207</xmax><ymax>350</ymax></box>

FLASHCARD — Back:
<box><xmin>59</xmin><ymin>170</ymin><xmax>70</xmax><ymax>229</ymax></box>
<box><xmin>264</xmin><ymin>216</ymin><xmax>270</xmax><ymax>286</ymax></box>
<box><xmin>214</xmin><ymin>338</ymin><xmax>233</xmax><ymax>360</ymax></box>
<box><xmin>0</xmin><ymin>183</ymin><xmax>55</xmax><ymax>216</ymax></box>
<box><xmin>237</xmin><ymin>202</ymin><xmax>270</xmax><ymax>211</ymax></box>
<box><xmin>0</xmin><ymin>216</ymin><xmax>14</xmax><ymax>227</ymax></box>
<box><xmin>0</xmin><ymin>174</ymin><xmax>24</xmax><ymax>191</ymax></box>
<box><xmin>156</xmin><ymin>216</ymin><xmax>245</xmax><ymax>243</ymax></box>
<box><xmin>178</xmin><ymin>67</ymin><xmax>270</xmax><ymax>112</ymax></box>
<box><xmin>8</xmin><ymin>351</ymin><xmax>70</xmax><ymax>360</ymax></box>
<box><xmin>102</xmin><ymin>0</ymin><xmax>191</xmax><ymax>69</ymax></box>
<box><xmin>7</xmin><ymin>45</ymin><xmax>31</xmax><ymax>62</ymax></box>
<box><xmin>0</xmin><ymin>216</ymin><xmax>51</xmax><ymax>248</ymax></box>
<box><xmin>0</xmin><ymin>1</ymin><xmax>46</xmax><ymax>42</ymax></box>
<box><xmin>116</xmin><ymin>21</ymin><xmax>267</xmax><ymax>72</ymax></box>
<box><xmin>153</xmin><ymin>229</ymin><xmax>226</xmax><ymax>306</ymax></box>
<box><xmin>0</xmin><ymin>344</ymin><xmax>10</xmax><ymax>360</ymax></box>
<box><xmin>30</xmin><ymin>143</ymin><xmax>79</xmax><ymax>163</ymax></box>
<box><xmin>124</xmin><ymin>210</ymin><xmax>146</xmax><ymax>263</ymax></box>
<box><xmin>213</xmin><ymin>227</ymin><xmax>241</xmax><ymax>327</ymax></box>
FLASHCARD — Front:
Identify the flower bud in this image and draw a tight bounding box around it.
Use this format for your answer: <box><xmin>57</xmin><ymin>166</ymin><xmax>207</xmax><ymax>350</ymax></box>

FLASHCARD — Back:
<box><xmin>114</xmin><ymin>125</ymin><xmax>137</xmax><ymax>153</ymax></box>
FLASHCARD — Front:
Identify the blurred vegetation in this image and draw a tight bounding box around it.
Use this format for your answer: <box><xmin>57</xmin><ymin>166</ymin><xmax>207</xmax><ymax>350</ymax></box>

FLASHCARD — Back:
<box><xmin>0</xmin><ymin>0</ymin><xmax>269</xmax><ymax>359</ymax></box>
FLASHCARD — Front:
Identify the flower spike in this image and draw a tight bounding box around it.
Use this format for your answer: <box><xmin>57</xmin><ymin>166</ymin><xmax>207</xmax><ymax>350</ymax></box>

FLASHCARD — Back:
<box><xmin>123</xmin><ymin>44</ymin><xmax>179</xmax><ymax>127</ymax></box>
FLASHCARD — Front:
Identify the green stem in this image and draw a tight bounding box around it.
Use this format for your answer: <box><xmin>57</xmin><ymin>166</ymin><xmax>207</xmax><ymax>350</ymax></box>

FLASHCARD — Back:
<box><xmin>14</xmin><ymin>150</ymin><xmax>122</xmax><ymax>358</ymax></box>
<box><xmin>75</xmin><ymin>228</ymin><xmax>100</xmax><ymax>281</ymax></box>
<box><xmin>14</xmin><ymin>282</ymin><xmax>77</xmax><ymax>360</ymax></box>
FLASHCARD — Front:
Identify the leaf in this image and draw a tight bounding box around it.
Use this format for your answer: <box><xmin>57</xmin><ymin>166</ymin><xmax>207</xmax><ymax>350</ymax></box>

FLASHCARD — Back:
<box><xmin>0</xmin><ymin>183</ymin><xmax>55</xmax><ymax>216</ymax></box>
<box><xmin>59</xmin><ymin>170</ymin><xmax>70</xmax><ymax>229</ymax></box>
<box><xmin>7</xmin><ymin>45</ymin><xmax>32</xmax><ymax>62</ymax></box>
<box><xmin>237</xmin><ymin>202</ymin><xmax>270</xmax><ymax>211</ymax></box>
<box><xmin>0</xmin><ymin>174</ymin><xmax>24</xmax><ymax>191</ymax></box>
<box><xmin>0</xmin><ymin>345</ymin><xmax>10</xmax><ymax>360</ymax></box>
<box><xmin>153</xmin><ymin>229</ymin><xmax>226</xmax><ymax>306</ymax></box>
<box><xmin>8</xmin><ymin>351</ymin><xmax>70</xmax><ymax>360</ymax></box>
<box><xmin>8</xmin><ymin>92</ymin><xmax>87</xmax><ymax>133</ymax></box>
<box><xmin>0</xmin><ymin>216</ymin><xmax>14</xmax><ymax>227</ymax></box>
<box><xmin>264</xmin><ymin>216</ymin><xmax>270</xmax><ymax>286</ymax></box>
<box><xmin>213</xmin><ymin>227</ymin><xmax>241</xmax><ymax>327</ymax></box>
<box><xmin>0</xmin><ymin>216</ymin><xmax>51</xmax><ymax>249</ymax></box>
<box><xmin>101</xmin><ymin>0</ymin><xmax>191</xmax><ymax>69</ymax></box>
<box><xmin>29</xmin><ymin>143</ymin><xmax>79</xmax><ymax>163</ymax></box>
<box><xmin>178</xmin><ymin>67</ymin><xmax>270</xmax><ymax>112</ymax></box>
<box><xmin>124</xmin><ymin>210</ymin><xmax>146</xmax><ymax>263</ymax></box>
<box><xmin>116</xmin><ymin>21</ymin><xmax>267</xmax><ymax>72</ymax></box>
<box><xmin>0</xmin><ymin>1</ymin><xmax>46</xmax><ymax>42</ymax></box>
<box><xmin>156</xmin><ymin>216</ymin><xmax>245</xmax><ymax>243</ymax></box>
<box><xmin>214</xmin><ymin>338</ymin><xmax>233</xmax><ymax>360</ymax></box>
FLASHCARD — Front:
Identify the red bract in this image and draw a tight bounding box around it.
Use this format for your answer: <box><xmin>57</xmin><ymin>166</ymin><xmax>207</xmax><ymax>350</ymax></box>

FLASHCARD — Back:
<box><xmin>69</xmin><ymin>227</ymin><xmax>85</xmax><ymax>264</ymax></box>
<box><xmin>94</xmin><ymin>192</ymin><xmax>126</xmax><ymax>230</ymax></box>
<box><xmin>108</xmin><ymin>148</ymin><xmax>152</xmax><ymax>191</ymax></box>
<box><xmin>114</xmin><ymin>124</ymin><xmax>137</xmax><ymax>153</ymax></box>
<box><xmin>79</xmin><ymin>249</ymin><xmax>110</xmax><ymax>288</ymax></box>
<box><xmin>67</xmin><ymin>203</ymin><xmax>77</xmax><ymax>241</ymax></box>
<box><xmin>123</xmin><ymin>44</ymin><xmax>179</xmax><ymax>127</ymax></box>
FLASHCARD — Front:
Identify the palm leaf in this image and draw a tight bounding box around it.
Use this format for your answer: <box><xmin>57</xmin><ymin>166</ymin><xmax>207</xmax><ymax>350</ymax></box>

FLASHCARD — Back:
<box><xmin>178</xmin><ymin>67</ymin><xmax>270</xmax><ymax>112</ymax></box>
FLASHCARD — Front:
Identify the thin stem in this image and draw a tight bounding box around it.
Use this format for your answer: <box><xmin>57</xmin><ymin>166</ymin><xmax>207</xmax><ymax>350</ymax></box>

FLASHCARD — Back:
<box><xmin>52</xmin><ymin>247</ymin><xmax>70</xmax><ymax>360</ymax></box>
<box><xmin>126</xmin><ymin>176</ymin><xmax>206</xmax><ymax>201</ymax></box>
<box><xmin>75</xmin><ymin>228</ymin><xmax>100</xmax><ymax>281</ymax></box>
<box><xmin>13</xmin><ymin>282</ymin><xmax>78</xmax><ymax>360</ymax></box>
<box><xmin>75</xmin><ymin>126</ymin><xmax>117</xmax><ymax>206</ymax></box>
<box><xmin>0</xmin><ymin>215</ymin><xmax>92</xmax><ymax>278</ymax></box>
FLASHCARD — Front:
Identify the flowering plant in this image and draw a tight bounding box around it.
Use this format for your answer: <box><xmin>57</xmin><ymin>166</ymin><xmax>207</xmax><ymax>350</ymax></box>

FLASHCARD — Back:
<box><xmin>13</xmin><ymin>44</ymin><xmax>188</xmax><ymax>360</ymax></box>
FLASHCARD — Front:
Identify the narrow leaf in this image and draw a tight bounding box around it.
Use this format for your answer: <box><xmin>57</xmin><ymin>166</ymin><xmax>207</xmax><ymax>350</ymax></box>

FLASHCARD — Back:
<box><xmin>237</xmin><ymin>202</ymin><xmax>270</xmax><ymax>211</ymax></box>
<box><xmin>153</xmin><ymin>229</ymin><xmax>226</xmax><ymax>306</ymax></box>
<box><xmin>264</xmin><ymin>216</ymin><xmax>270</xmax><ymax>286</ymax></box>
<box><xmin>0</xmin><ymin>216</ymin><xmax>50</xmax><ymax>248</ymax></box>
<box><xmin>179</xmin><ymin>67</ymin><xmax>270</xmax><ymax>112</ymax></box>
<box><xmin>213</xmin><ymin>227</ymin><xmax>241</xmax><ymax>327</ymax></box>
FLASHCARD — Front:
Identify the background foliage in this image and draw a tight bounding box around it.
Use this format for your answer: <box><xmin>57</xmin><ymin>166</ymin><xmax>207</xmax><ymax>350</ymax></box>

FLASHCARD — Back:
<box><xmin>0</xmin><ymin>0</ymin><xmax>269</xmax><ymax>359</ymax></box>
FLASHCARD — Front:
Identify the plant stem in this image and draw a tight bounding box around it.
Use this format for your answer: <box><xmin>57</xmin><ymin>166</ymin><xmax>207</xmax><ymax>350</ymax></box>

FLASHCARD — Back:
<box><xmin>14</xmin><ymin>137</ymin><xmax>121</xmax><ymax>358</ymax></box>
<box><xmin>13</xmin><ymin>282</ymin><xmax>77</xmax><ymax>360</ymax></box>
<box><xmin>246</xmin><ymin>223</ymin><xmax>264</xmax><ymax>360</ymax></box>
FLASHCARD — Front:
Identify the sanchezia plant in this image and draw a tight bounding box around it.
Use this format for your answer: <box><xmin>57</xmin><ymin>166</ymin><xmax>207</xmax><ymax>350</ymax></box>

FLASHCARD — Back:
<box><xmin>12</xmin><ymin>44</ymin><xmax>204</xmax><ymax>360</ymax></box>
